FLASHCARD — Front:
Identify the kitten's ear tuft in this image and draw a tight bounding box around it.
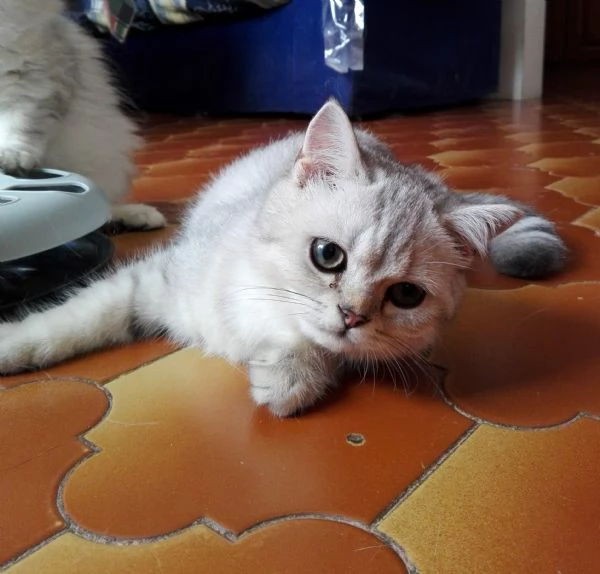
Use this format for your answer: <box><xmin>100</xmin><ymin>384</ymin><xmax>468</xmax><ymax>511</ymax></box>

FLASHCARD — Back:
<box><xmin>443</xmin><ymin>203</ymin><xmax>522</xmax><ymax>255</ymax></box>
<box><xmin>294</xmin><ymin>99</ymin><xmax>362</xmax><ymax>186</ymax></box>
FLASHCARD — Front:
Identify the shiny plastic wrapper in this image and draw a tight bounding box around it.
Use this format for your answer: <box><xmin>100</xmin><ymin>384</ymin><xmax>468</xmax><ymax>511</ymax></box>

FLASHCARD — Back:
<box><xmin>323</xmin><ymin>0</ymin><xmax>364</xmax><ymax>73</ymax></box>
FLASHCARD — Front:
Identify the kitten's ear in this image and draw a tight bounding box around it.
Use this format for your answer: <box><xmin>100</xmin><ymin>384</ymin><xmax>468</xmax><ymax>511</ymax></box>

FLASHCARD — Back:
<box><xmin>443</xmin><ymin>203</ymin><xmax>522</xmax><ymax>255</ymax></box>
<box><xmin>294</xmin><ymin>99</ymin><xmax>362</xmax><ymax>186</ymax></box>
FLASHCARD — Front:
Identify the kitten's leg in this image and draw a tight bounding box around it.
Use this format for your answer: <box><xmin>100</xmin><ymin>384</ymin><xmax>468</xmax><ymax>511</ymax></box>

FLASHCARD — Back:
<box><xmin>109</xmin><ymin>204</ymin><xmax>167</xmax><ymax>231</ymax></box>
<box><xmin>248</xmin><ymin>349</ymin><xmax>341</xmax><ymax>417</ymax></box>
<box><xmin>0</xmin><ymin>99</ymin><xmax>64</xmax><ymax>172</ymax></box>
<box><xmin>0</xmin><ymin>252</ymin><xmax>170</xmax><ymax>373</ymax></box>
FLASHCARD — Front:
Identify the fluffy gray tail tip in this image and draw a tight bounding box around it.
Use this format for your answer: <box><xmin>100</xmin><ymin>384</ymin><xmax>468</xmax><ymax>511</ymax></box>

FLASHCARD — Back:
<box><xmin>489</xmin><ymin>216</ymin><xmax>569</xmax><ymax>279</ymax></box>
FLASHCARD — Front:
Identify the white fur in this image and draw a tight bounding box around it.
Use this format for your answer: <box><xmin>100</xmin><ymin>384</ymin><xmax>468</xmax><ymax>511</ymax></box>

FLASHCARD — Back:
<box><xmin>0</xmin><ymin>0</ymin><xmax>165</xmax><ymax>229</ymax></box>
<box><xmin>1</xmin><ymin>101</ymin><xmax>540</xmax><ymax>417</ymax></box>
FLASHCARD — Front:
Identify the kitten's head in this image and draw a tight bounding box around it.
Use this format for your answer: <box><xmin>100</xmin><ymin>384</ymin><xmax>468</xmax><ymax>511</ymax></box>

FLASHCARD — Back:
<box><xmin>258</xmin><ymin>100</ymin><xmax>520</xmax><ymax>363</ymax></box>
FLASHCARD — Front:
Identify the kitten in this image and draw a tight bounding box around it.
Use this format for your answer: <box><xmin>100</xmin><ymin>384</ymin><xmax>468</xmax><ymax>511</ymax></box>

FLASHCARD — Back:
<box><xmin>0</xmin><ymin>0</ymin><xmax>165</xmax><ymax>230</ymax></box>
<box><xmin>0</xmin><ymin>100</ymin><xmax>567</xmax><ymax>416</ymax></box>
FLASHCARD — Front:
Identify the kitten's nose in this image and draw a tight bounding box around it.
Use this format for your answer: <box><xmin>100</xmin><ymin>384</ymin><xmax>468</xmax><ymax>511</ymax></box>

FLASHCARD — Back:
<box><xmin>339</xmin><ymin>306</ymin><xmax>369</xmax><ymax>329</ymax></box>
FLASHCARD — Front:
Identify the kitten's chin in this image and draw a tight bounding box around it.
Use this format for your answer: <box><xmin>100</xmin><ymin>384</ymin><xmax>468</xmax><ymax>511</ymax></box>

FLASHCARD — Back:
<box><xmin>301</xmin><ymin>321</ymin><xmax>435</xmax><ymax>361</ymax></box>
<box><xmin>301</xmin><ymin>324</ymin><xmax>365</xmax><ymax>356</ymax></box>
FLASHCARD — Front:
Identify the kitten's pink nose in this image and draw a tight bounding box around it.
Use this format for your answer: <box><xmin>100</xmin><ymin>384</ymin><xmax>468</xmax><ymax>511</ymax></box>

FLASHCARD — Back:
<box><xmin>340</xmin><ymin>307</ymin><xmax>369</xmax><ymax>329</ymax></box>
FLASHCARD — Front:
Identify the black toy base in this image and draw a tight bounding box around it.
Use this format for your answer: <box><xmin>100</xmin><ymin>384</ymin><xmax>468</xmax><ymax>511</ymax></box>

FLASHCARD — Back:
<box><xmin>0</xmin><ymin>232</ymin><xmax>114</xmax><ymax>321</ymax></box>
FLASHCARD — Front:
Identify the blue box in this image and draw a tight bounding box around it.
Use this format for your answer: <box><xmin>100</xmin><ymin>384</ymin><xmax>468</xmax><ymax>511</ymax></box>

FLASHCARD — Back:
<box><xmin>98</xmin><ymin>0</ymin><xmax>502</xmax><ymax>116</ymax></box>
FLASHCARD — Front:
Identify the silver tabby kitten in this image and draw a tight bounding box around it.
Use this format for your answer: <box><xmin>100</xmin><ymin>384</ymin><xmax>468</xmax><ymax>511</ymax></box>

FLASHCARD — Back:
<box><xmin>0</xmin><ymin>0</ymin><xmax>165</xmax><ymax>229</ymax></box>
<box><xmin>0</xmin><ymin>100</ymin><xmax>567</xmax><ymax>416</ymax></box>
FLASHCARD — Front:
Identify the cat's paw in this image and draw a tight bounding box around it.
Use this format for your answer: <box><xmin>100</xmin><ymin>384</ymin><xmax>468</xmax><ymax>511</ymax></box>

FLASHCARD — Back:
<box><xmin>249</xmin><ymin>382</ymin><xmax>312</xmax><ymax>417</ymax></box>
<box><xmin>109</xmin><ymin>203</ymin><xmax>167</xmax><ymax>231</ymax></box>
<box><xmin>0</xmin><ymin>327</ymin><xmax>41</xmax><ymax>374</ymax></box>
<box><xmin>248</xmin><ymin>358</ymin><xmax>333</xmax><ymax>417</ymax></box>
<box><xmin>0</xmin><ymin>146</ymin><xmax>41</xmax><ymax>173</ymax></box>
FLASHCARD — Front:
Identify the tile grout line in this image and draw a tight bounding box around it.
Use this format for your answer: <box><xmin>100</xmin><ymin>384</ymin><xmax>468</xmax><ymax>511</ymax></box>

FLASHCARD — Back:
<box><xmin>370</xmin><ymin>423</ymin><xmax>480</xmax><ymax>528</ymax></box>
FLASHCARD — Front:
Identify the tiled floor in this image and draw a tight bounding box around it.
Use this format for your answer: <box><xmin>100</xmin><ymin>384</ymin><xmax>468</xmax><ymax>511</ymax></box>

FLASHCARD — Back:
<box><xmin>2</xmin><ymin>72</ymin><xmax>600</xmax><ymax>572</ymax></box>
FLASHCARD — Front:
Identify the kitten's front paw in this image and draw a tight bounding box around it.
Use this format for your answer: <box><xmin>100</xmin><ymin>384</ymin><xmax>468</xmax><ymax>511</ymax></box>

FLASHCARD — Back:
<box><xmin>0</xmin><ymin>328</ymin><xmax>40</xmax><ymax>374</ymax></box>
<box><xmin>248</xmin><ymin>354</ymin><xmax>337</xmax><ymax>417</ymax></box>
<box><xmin>249</xmin><ymin>382</ymin><xmax>311</xmax><ymax>418</ymax></box>
<box><xmin>109</xmin><ymin>204</ymin><xmax>167</xmax><ymax>232</ymax></box>
<box><xmin>0</xmin><ymin>146</ymin><xmax>41</xmax><ymax>173</ymax></box>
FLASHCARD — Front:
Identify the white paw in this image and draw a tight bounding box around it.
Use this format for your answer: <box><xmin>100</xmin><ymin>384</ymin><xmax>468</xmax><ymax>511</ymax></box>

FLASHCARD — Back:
<box><xmin>0</xmin><ymin>146</ymin><xmax>41</xmax><ymax>173</ymax></box>
<box><xmin>250</xmin><ymin>383</ymin><xmax>308</xmax><ymax>418</ymax></box>
<box><xmin>0</xmin><ymin>321</ymin><xmax>76</xmax><ymax>374</ymax></box>
<box><xmin>248</xmin><ymin>363</ymin><xmax>327</xmax><ymax>418</ymax></box>
<box><xmin>0</xmin><ymin>330</ymin><xmax>40</xmax><ymax>374</ymax></box>
<box><xmin>110</xmin><ymin>203</ymin><xmax>167</xmax><ymax>231</ymax></box>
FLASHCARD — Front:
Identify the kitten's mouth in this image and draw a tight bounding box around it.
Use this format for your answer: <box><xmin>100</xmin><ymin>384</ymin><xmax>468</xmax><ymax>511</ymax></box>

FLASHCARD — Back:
<box><xmin>319</xmin><ymin>328</ymin><xmax>362</xmax><ymax>353</ymax></box>
<box><xmin>299</xmin><ymin>321</ymin><xmax>362</xmax><ymax>354</ymax></box>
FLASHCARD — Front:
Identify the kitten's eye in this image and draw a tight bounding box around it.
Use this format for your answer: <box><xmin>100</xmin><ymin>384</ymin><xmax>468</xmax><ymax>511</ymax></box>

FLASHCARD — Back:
<box><xmin>386</xmin><ymin>282</ymin><xmax>426</xmax><ymax>309</ymax></box>
<box><xmin>310</xmin><ymin>238</ymin><xmax>346</xmax><ymax>273</ymax></box>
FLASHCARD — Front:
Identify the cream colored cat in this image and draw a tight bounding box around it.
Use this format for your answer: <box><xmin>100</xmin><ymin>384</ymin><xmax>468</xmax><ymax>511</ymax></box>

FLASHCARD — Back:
<box><xmin>0</xmin><ymin>100</ymin><xmax>567</xmax><ymax>416</ymax></box>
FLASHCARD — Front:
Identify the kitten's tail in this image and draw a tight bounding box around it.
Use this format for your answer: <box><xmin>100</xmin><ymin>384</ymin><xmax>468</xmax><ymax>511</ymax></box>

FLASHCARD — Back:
<box><xmin>0</xmin><ymin>250</ymin><xmax>170</xmax><ymax>374</ymax></box>
<box><xmin>490</xmin><ymin>214</ymin><xmax>568</xmax><ymax>278</ymax></box>
<box><xmin>463</xmin><ymin>192</ymin><xmax>568</xmax><ymax>279</ymax></box>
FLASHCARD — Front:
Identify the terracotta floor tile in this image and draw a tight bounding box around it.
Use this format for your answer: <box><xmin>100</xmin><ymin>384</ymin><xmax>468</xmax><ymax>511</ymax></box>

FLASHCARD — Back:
<box><xmin>501</xmin><ymin>120</ymin><xmax>570</xmax><ymax>133</ymax></box>
<box><xmin>0</xmin><ymin>380</ymin><xmax>108</xmax><ymax>564</ymax></box>
<box><xmin>59</xmin><ymin>349</ymin><xmax>471</xmax><ymax>539</ymax></box>
<box><xmin>185</xmin><ymin>143</ymin><xmax>243</xmax><ymax>158</ymax></box>
<box><xmin>141</xmin><ymin>139</ymin><xmax>218</xmax><ymax>153</ymax></box>
<box><xmin>556</xmin><ymin>118</ymin><xmax>600</xmax><ymax>129</ymax></box>
<box><xmin>144</xmin><ymin>157</ymin><xmax>229</xmax><ymax>177</ymax></box>
<box><xmin>575</xmin><ymin>206</ymin><xmax>600</xmax><ymax>230</ymax></box>
<box><xmin>506</xmin><ymin>130</ymin><xmax>594</xmax><ymax>144</ymax></box>
<box><xmin>165</xmin><ymin>133</ymin><xmax>237</xmax><ymax>147</ymax></box>
<box><xmin>242</xmin><ymin>125</ymin><xmax>304</xmax><ymax>140</ymax></box>
<box><xmin>430</xmin><ymin>118</ymin><xmax>504</xmax><ymax>129</ymax></box>
<box><xmin>432</xmin><ymin>284</ymin><xmax>600</xmax><ymax>427</ymax></box>
<box><xmin>130</xmin><ymin>174</ymin><xmax>206</xmax><ymax>201</ymax></box>
<box><xmin>518</xmin><ymin>140</ymin><xmax>600</xmax><ymax>157</ymax></box>
<box><xmin>547</xmin><ymin>175</ymin><xmax>600</xmax><ymax>205</ymax></box>
<box><xmin>432</xmin><ymin>126</ymin><xmax>504</xmax><ymax>138</ymax></box>
<box><xmin>531</xmin><ymin>156</ymin><xmax>600</xmax><ymax>177</ymax></box>
<box><xmin>361</xmin><ymin>128</ymin><xmax>435</xmax><ymax>142</ymax></box>
<box><xmin>576</xmin><ymin>126</ymin><xmax>600</xmax><ymax>137</ymax></box>
<box><xmin>432</xmin><ymin>136</ymin><xmax>519</xmax><ymax>151</ymax></box>
<box><xmin>440</xmin><ymin>165</ymin><xmax>557</xmax><ymax>191</ymax></box>
<box><xmin>9</xmin><ymin>520</ymin><xmax>409</xmax><ymax>574</ymax></box>
<box><xmin>377</xmin><ymin>420</ymin><xmax>600</xmax><ymax>574</ymax></box>
<box><xmin>133</xmin><ymin>149</ymin><xmax>194</xmax><ymax>165</ymax></box>
<box><xmin>430</xmin><ymin>148</ymin><xmax>530</xmax><ymax>168</ymax></box>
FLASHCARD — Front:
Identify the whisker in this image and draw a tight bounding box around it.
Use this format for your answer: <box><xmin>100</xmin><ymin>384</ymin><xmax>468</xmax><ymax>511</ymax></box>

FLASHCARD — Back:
<box><xmin>230</xmin><ymin>286</ymin><xmax>322</xmax><ymax>305</ymax></box>
<box><xmin>427</xmin><ymin>260</ymin><xmax>469</xmax><ymax>269</ymax></box>
<box><xmin>230</xmin><ymin>296</ymin><xmax>317</xmax><ymax>309</ymax></box>
<box><xmin>370</xmin><ymin>330</ymin><xmax>439</xmax><ymax>389</ymax></box>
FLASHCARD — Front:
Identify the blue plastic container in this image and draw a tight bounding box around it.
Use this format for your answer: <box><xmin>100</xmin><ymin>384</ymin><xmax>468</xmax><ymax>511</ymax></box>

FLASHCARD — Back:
<box><xmin>96</xmin><ymin>0</ymin><xmax>502</xmax><ymax>116</ymax></box>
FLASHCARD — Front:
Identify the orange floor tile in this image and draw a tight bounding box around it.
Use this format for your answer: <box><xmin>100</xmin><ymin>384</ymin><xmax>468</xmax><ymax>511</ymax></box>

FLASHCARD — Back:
<box><xmin>3</xmin><ymin>70</ymin><xmax>600</xmax><ymax>573</ymax></box>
